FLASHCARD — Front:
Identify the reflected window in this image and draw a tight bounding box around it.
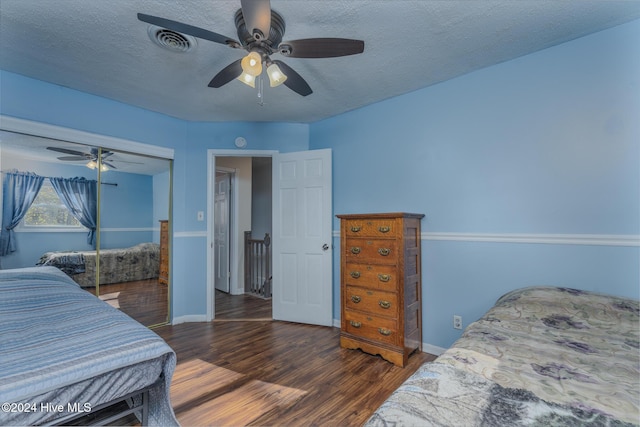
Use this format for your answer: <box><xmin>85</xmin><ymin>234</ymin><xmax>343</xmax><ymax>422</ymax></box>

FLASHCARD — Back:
<box><xmin>21</xmin><ymin>181</ymin><xmax>83</xmax><ymax>229</ymax></box>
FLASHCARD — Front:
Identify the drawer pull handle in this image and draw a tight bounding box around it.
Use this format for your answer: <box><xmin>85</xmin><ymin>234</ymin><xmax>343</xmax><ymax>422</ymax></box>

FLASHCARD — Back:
<box><xmin>351</xmin><ymin>295</ymin><xmax>361</xmax><ymax>303</ymax></box>
<box><xmin>378</xmin><ymin>274</ymin><xmax>390</xmax><ymax>282</ymax></box>
<box><xmin>378</xmin><ymin>328</ymin><xmax>392</xmax><ymax>336</ymax></box>
<box><xmin>350</xmin><ymin>247</ymin><xmax>361</xmax><ymax>254</ymax></box>
<box><xmin>378</xmin><ymin>248</ymin><xmax>391</xmax><ymax>256</ymax></box>
<box><xmin>350</xmin><ymin>320</ymin><xmax>362</xmax><ymax>328</ymax></box>
<box><xmin>378</xmin><ymin>226</ymin><xmax>390</xmax><ymax>233</ymax></box>
<box><xmin>379</xmin><ymin>300</ymin><xmax>391</xmax><ymax>309</ymax></box>
<box><xmin>350</xmin><ymin>226</ymin><xmax>361</xmax><ymax>232</ymax></box>
<box><xmin>350</xmin><ymin>271</ymin><xmax>361</xmax><ymax>279</ymax></box>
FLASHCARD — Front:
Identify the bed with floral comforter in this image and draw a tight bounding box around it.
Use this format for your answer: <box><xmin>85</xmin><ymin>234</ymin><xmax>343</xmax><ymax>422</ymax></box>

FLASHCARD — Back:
<box><xmin>37</xmin><ymin>242</ymin><xmax>160</xmax><ymax>287</ymax></box>
<box><xmin>366</xmin><ymin>286</ymin><xmax>639</xmax><ymax>426</ymax></box>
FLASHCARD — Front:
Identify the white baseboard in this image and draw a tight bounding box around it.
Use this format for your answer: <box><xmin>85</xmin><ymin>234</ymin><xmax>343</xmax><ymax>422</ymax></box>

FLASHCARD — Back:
<box><xmin>172</xmin><ymin>314</ymin><xmax>208</xmax><ymax>325</ymax></box>
<box><xmin>422</xmin><ymin>343</ymin><xmax>446</xmax><ymax>356</ymax></box>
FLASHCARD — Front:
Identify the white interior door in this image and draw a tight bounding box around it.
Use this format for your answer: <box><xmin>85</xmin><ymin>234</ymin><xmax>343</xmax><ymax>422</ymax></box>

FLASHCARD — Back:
<box><xmin>272</xmin><ymin>149</ymin><xmax>332</xmax><ymax>326</ymax></box>
<box><xmin>214</xmin><ymin>172</ymin><xmax>231</xmax><ymax>293</ymax></box>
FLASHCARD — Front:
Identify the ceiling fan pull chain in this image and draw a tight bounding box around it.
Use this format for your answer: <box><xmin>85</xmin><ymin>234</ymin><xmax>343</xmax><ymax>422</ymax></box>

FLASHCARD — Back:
<box><xmin>257</xmin><ymin>76</ymin><xmax>265</xmax><ymax>106</ymax></box>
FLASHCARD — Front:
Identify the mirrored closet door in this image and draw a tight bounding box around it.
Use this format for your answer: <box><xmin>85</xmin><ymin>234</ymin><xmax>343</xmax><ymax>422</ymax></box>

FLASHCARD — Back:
<box><xmin>0</xmin><ymin>130</ymin><xmax>172</xmax><ymax>327</ymax></box>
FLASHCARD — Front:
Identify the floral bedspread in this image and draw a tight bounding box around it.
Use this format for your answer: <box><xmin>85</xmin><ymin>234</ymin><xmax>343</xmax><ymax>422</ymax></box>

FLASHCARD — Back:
<box><xmin>366</xmin><ymin>286</ymin><xmax>639</xmax><ymax>426</ymax></box>
<box><xmin>38</xmin><ymin>242</ymin><xmax>160</xmax><ymax>287</ymax></box>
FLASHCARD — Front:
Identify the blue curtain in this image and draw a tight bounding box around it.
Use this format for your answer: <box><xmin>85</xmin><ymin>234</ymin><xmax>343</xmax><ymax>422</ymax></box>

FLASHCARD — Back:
<box><xmin>49</xmin><ymin>177</ymin><xmax>98</xmax><ymax>247</ymax></box>
<box><xmin>0</xmin><ymin>171</ymin><xmax>45</xmax><ymax>257</ymax></box>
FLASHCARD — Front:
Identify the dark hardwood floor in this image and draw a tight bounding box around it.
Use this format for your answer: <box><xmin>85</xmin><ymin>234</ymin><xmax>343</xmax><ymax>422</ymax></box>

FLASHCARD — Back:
<box><xmin>83</xmin><ymin>287</ymin><xmax>435</xmax><ymax>425</ymax></box>
<box><xmin>214</xmin><ymin>290</ymin><xmax>272</xmax><ymax>320</ymax></box>
<box><xmin>85</xmin><ymin>279</ymin><xmax>169</xmax><ymax>326</ymax></box>
<box><xmin>156</xmin><ymin>320</ymin><xmax>436</xmax><ymax>426</ymax></box>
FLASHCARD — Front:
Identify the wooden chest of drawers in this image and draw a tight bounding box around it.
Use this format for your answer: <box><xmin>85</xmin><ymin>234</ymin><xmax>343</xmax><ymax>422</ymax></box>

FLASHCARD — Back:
<box><xmin>159</xmin><ymin>220</ymin><xmax>169</xmax><ymax>285</ymax></box>
<box><xmin>337</xmin><ymin>212</ymin><xmax>424</xmax><ymax>367</ymax></box>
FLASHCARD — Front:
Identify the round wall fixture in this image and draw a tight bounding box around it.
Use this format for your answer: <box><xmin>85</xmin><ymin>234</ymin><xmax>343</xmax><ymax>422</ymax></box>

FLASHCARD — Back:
<box><xmin>234</xmin><ymin>137</ymin><xmax>247</xmax><ymax>148</ymax></box>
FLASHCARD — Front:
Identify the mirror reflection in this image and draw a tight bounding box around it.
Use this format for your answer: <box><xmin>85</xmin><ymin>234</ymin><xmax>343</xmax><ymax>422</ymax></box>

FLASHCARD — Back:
<box><xmin>0</xmin><ymin>130</ymin><xmax>171</xmax><ymax>326</ymax></box>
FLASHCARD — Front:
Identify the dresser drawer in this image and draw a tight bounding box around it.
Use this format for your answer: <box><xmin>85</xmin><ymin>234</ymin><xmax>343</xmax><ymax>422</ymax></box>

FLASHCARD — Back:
<box><xmin>345</xmin><ymin>285</ymin><xmax>398</xmax><ymax>318</ymax></box>
<box><xmin>344</xmin><ymin>239</ymin><xmax>397</xmax><ymax>264</ymax></box>
<box><xmin>343</xmin><ymin>219</ymin><xmax>398</xmax><ymax>238</ymax></box>
<box><xmin>344</xmin><ymin>263</ymin><xmax>397</xmax><ymax>291</ymax></box>
<box><xmin>344</xmin><ymin>309</ymin><xmax>398</xmax><ymax>345</ymax></box>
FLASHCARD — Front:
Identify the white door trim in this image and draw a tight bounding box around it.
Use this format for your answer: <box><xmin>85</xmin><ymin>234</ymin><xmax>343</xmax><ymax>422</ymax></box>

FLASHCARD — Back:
<box><xmin>206</xmin><ymin>149</ymin><xmax>278</xmax><ymax>321</ymax></box>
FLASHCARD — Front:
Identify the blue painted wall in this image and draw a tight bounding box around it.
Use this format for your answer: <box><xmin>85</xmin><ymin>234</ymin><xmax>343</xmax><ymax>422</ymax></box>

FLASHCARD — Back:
<box><xmin>1</xmin><ymin>19</ymin><xmax>638</xmax><ymax>349</ymax></box>
<box><xmin>0</xmin><ymin>70</ymin><xmax>309</xmax><ymax>321</ymax></box>
<box><xmin>311</xmin><ymin>20</ymin><xmax>640</xmax><ymax>347</ymax></box>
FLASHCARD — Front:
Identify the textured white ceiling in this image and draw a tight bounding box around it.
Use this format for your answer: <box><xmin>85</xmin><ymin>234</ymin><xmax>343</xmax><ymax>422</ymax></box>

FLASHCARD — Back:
<box><xmin>1</xmin><ymin>0</ymin><xmax>639</xmax><ymax>123</ymax></box>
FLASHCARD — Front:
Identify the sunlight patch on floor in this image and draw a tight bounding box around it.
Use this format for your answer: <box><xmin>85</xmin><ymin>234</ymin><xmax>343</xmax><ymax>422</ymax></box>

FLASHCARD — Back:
<box><xmin>171</xmin><ymin>359</ymin><xmax>245</xmax><ymax>409</ymax></box>
<box><xmin>177</xmin><ymin>378</ymin><xmax>308</xmax><ymax>426</ymax></box>
<box><xmin>171</xmin><ymin>359</ymin><xmax>307</xmax><ymax>426</ymax></box>
<box><xmin>98</xmin><ymin>292</ymin><xmax>120</xmax><ymax>309</ymax></box>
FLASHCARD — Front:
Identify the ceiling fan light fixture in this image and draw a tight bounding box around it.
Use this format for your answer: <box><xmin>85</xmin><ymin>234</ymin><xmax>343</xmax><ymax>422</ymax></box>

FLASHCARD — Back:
<box><xmin>237</xmin><ymin>71</ymin><xmax>256</xmax><ymax>88</ymax></box>
<box><xmin>267</xmin><ymin>63</ymin><xmax>287</xmax><ymax>87</ymax></box>
<box><xmin>86</xmin><ymin>159</ymin><xmax>109</xmax><ymax>172</ymax></box>
<box><xmin>241</xmin><ymin>51</ymin><xmax>263</xmax><ymax>77</ymax></box>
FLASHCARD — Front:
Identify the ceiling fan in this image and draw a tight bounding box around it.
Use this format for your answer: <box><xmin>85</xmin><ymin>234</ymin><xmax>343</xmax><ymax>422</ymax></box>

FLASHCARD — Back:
<box><xmin>137</xmin><ymin>0</ymin><xmax>365</xmax><ymax>96</ymax></box>
<box><xmin>46</xmin><ymin>147</ymin><xmax>139</xmax><ymax>171</ymax></box>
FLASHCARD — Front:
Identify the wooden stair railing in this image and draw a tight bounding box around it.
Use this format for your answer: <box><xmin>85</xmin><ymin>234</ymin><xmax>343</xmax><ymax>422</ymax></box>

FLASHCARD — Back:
<box><xmin>244</xmin><ymin>231</ymin><xmax>272</xmax><ymax>298</ymax></box>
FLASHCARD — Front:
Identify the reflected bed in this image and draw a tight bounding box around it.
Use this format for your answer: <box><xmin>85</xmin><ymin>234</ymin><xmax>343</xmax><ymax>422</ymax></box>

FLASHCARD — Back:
<box><xmin>36</xmin><ymin>242</ymin><xmax>160</xmax><ymax>287</ymax></box>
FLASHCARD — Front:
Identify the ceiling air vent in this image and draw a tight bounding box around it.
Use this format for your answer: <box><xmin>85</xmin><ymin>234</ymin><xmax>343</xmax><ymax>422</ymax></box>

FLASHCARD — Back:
<box><xmin>147</xmin><ymin>25</ymin><xmax>196</xmax><ymax>53</ymax></box>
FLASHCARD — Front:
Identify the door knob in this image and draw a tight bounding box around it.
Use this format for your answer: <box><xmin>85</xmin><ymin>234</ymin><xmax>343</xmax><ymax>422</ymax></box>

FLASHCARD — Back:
<box><xmin>322</xmin><ymin>243</ymin><xmax>330</xmax><ymax>251</ymax></box>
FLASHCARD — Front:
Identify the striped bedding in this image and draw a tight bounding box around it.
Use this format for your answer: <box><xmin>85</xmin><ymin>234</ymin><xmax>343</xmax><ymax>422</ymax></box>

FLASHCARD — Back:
<box><xmin>0</xmin><ymin>267</ymin><xmax>178</xmax><ymax>426</ymax></box>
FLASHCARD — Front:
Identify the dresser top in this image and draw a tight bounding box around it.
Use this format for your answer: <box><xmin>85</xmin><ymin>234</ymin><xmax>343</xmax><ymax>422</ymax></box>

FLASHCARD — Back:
<box><xmin>336</xmin><ymin>212</ymin><xmax>425</xmax><ymax>219</ymax></box>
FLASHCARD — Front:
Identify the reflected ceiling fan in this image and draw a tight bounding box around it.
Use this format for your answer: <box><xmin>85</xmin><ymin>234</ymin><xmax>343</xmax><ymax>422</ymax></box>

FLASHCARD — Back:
<box><xmin>137</xmin><ymin>0</ymin><xmax>365</xmax><ymax>96</ymax></box>
<box><xmin>46</xmin><ymin>147</ymin><xmax>141</xmax><ymax>171</ymax></box>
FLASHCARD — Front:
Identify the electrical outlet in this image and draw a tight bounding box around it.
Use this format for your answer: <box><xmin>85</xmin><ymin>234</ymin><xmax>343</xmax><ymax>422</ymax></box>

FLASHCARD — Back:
<box><xmin>453</xmin><ymin>315</ymin><xmax>462</xmax><ymax>330</ymax></box>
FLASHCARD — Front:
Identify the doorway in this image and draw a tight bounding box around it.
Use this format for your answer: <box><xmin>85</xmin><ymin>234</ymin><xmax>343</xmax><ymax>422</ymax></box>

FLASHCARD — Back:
<box><xmin>206</xmin><ymin>148</ymin><xmax>333</xmax><ymax>326</ymax></box>
<box><xmin>207</xmin><ymin>151</ymin><xmax>276</xmax><ymax>321</ymax></box>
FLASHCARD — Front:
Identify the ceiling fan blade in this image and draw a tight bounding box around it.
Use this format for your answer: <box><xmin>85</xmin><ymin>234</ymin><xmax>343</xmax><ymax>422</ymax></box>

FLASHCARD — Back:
<box><xmin>240</xmin><ymin>0</ymin><xmax>271</xmax><ymax>39</ymax></box>
<box><xmin>137</xmin><ymin>13</ymin><xmax>239</xmax><ymax>47</ymax></box>
<box><xmin>273</xmin><ymin>60</ymin><xmax>312</xmax><ymax>97</ymax></box>
<box><xmin>101</xmin><ymin>151</ymin><xmax>114</xmax><ymax>159</ymax></box>
<box><xmin>208</xmin><ymin>59</ymin><xmax>243</xmax><ymax>88</ymax></box>
<box><xmin>57</xmin><ymin>156</ymin><xmax>88</xmax><ymax>161</ymax></box>
<box><xmin>47</xmin><ymin>146</ymin><xmax>86</xmax><ymax>156</ymax></box>
<box><xmin>279</xmin><ymin>38</ymin><xmax>365</xmax><ymax>58</ymax></box>
<box><xmin>103</xmin><ymin>161</ymin><xmax>117</xmax><ymax>169</ymax></box>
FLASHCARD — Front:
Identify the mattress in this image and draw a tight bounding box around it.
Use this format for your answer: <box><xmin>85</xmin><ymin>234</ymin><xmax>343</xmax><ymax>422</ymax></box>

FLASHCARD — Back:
<box><xmin>0</xmin><ymin>266</ymin><xmax>178</xmax><ymax>426</ymax></box>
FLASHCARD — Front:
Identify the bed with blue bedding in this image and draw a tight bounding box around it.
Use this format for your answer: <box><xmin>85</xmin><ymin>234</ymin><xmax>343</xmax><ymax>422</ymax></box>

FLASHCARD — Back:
<box><xmin>366</xmin><ymin>286</ymin><xmax>639</xmax><ymax>426</ymax></box>
<box><xmin>0</xmin><ymin>266</ymin><xmax>178</xmax><ymax>426</ymax></box>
